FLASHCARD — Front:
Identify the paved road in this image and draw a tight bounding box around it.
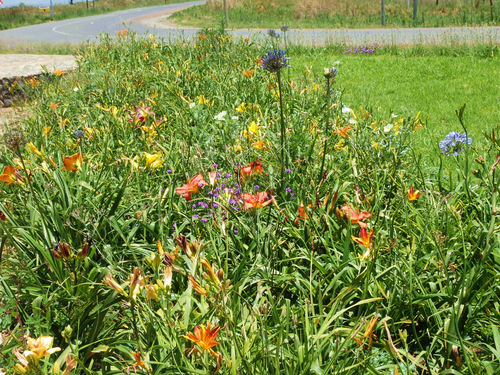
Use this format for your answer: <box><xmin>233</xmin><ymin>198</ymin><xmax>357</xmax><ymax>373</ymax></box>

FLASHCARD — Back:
<box><xmin>0</xmin><ymin>0</ymin><xmax>499</xmax><ymax>45</ymax></box>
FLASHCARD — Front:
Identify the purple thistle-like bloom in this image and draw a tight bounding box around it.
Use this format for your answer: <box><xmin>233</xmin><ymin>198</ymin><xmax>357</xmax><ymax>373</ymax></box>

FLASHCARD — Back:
<box><xmin>260</xmin><ymin>49</ymin><xmax>291</xmax><ymax>73</ymax></box>
<box><xmin>280</xmin><ymin>25</ymin><xmax>289</xmax><ymax>32</ymax></box>
<box><xmin>285</xmin><ymin>168</ymin><xmax>291</xmax><ymax>173</ymax></box>
<box><xmin>439</xmin><ymin>132</ymin><xmax>472</xmax><ymax>156</ymax></box>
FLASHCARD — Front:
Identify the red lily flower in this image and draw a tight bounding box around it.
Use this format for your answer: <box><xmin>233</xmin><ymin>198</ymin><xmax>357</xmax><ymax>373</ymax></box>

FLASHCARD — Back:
<box><xmin>407</xmin><ymin>186</ymin><xmax>424</xmax><ymax>201</ymax></box>
<box><xmin>351</xmin><ymin>227</ymin><xmax>374</xmax><ymax>249</ymax></box>
<box><xmin>176</xmin><ymin>174</ymin><xmax>208</xmax><ymax>201</ymax></box>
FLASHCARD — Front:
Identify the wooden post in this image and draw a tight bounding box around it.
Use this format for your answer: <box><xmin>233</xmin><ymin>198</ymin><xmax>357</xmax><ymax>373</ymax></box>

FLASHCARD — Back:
<box><xmin>223</xmin><ymin>0</ymin><xmax>229</xmax><ymax>27</ymax></box>
<box><xmin>413</xmin><ymin>0</ymin><xmax>418</xmax><ymax>21</ymax></box>
<box><xmin>381</xmin><ymin>0</ymin><xmax>385</xmax><ymax>26</ymax></box>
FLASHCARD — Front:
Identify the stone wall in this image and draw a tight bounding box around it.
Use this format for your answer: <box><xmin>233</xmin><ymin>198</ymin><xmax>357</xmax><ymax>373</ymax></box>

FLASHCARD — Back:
<box><xmin>0</xmin><ymin>75</ymin><xmax>43</xmax><ymax>108</ymax></box>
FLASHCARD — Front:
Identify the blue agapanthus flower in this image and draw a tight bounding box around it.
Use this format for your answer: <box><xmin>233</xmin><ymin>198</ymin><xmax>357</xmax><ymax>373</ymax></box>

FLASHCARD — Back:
<box><xmin>280</xmin><ymin>25</ymin><xmax>290</xmax><ymax>32</ymax></box>
<box><xmin>439</xmin><ymin>132</ymin><xmax>472</xmax><ymax>156</ymax></box>
<box><xmin>260</xmin><ymin>49</ymin><xmax>291</xmax><ymax>73</ymax></box>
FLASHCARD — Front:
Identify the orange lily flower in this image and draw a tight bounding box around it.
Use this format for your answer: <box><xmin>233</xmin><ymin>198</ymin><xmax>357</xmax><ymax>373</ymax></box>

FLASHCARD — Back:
<box><xmin>333</xmin><ymin>125</ymin><xmax>353</xmax><ymax>138</ymax></box>
<box><xmin>242</xmin><ymin>69</ymin><xmax>254</xmax><ymax>77</ymax></box>
<box><xmin>339</xmin><ymin>203</ymin><xmax>371</xmax><ymax>228</ymax></box>
<box><xmin>53</xmin><ymin>69</ymin><xmax>66</xmax><ymax>77</ymax></box>
<box><xmin>294</xmin><ymin>202</ymin><xmax>309</xmax><ymax>225</ymax></box>
<box><xmin>188</xmin><ymin>274</ymin><xmax>208</xmax><ymax>296</ymax></box>
<box><xmin>241</xmin><ymin>191</ymin><xmax>272</xmax><ymax>209</ymax></box>
<box><xmin>407</xmin><ymin>186</ymin><xmax>424</xmax><ymax>201</ymax></box>
<box><xmin>240</xmin><ymin>161</ymin><xmax>265</xmax><ymax>179</ymax></box>
<box><xmin>0</xmin><ymin>165</ymin><xmax>22</xmax><ymax>185</ymax></box>
<box><xmin>351</xmin><ymin>227</ymin><xmax>374</xmax><ymax>249</ymax></box>
<box><xmin>176</xmin><ymin>173</ymin><xmax>208</xmax><ymax>201</ymax></box>
<box><xmin>183</xmin><ymin>322</ymin><xmax>221</xmax><ymax>357</ymax></box>
<box><xmin>62</xmin><ymin>153</ymin><xmax>83</xmax><ymax>172</ymax></box>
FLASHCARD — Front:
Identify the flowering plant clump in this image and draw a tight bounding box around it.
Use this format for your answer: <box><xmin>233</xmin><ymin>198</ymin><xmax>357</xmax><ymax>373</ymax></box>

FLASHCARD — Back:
<box><xmin>344</xmin><ymin>44</ymin><xmax>380</xmax><ymax>54</ymax></box>
<box><xmin>439</xmin><ymin>131</ymin><xmax>472</xmax><ymax>156</ymax></box>
<box><xmin>260</xmin><ymin>49</ymin><xmax>291</xmax><ymax>73</ymax></box>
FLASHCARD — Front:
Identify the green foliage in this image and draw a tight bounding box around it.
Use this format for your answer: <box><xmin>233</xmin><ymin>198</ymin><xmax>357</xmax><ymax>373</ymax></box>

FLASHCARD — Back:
<box><xmin>0</xmin><ymin>27</ymin><xmax>499</xmax><ymax>374</ymax></box>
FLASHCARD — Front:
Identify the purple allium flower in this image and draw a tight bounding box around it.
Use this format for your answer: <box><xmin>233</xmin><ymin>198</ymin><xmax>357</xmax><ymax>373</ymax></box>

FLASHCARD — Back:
<box><xmin>225</xmin><ymin>173</ymin><xmax>231</xmax><ymax>178</ymax></box>
<box><xmin>192</xmin><ymin>204</ymin><xmax>197</xmax><ymax>209</ymax></box>
<box><xmin>280</xmin><ymin>25</ymin><xmax>289</xmax><ymax>32</ymax></box>
<box><xmin>439</xmin><ymin>132</ymin><xmax>472</xmax><ymax>156</ymax></box>
<box><xmin>198</xmin><ymin>202</ymin><xmax>204</xmax><ymax>206</ymax></box>
<box><xmin>230</xmin><ymin>199</ymin><xmax>237</xmax><ymax>205</ymax></box>
<box><xmin>267</xmin><ymin>29</ymin><xmax>280</xmax><ymax>38</ymax></box>
<box><xmin>254</xmin><ymin>185</ymin><xmax>260</xmax><ymax>190</ymax></box>
<box><xmin>286</xmin><ymin>188</ymin><xmax>292</xmax><ymax>193</ymax></box>
<box><xmin>167</xmin><ymin>170</ymin><xmax>172</xmax><ymax>173</ymax></box>
<box><xmin>213</xmin><ymin>203</ymin><xmax>219</xmax><ymax>208</ymax></box>
<box><xmin>212</xmin><ymin>163</ymin><xmax>219</xmax><ymax>168</ymax></box>
<box><xmin>201</xmin><ymin>218</ymin><xmax>207</xmax><ymax>223</ymax></box>
<box><xmin>285</xmin><ymin>168</ymin><xmax>291</xmax><ymax>173</ymax></box>
<box><xmin>233</xmin><ymin>229</ymin><xmax>238</xmax><ymax>233</ymax></box>
<box><xmin>260</xmin><ymin>49</ymin><xmax>291</xmax><ymax>73</ymax></box>
<box><xmin>192</xmin><ymin>214</ymin><xmax>199</xmax><ymax>219</ymax></box>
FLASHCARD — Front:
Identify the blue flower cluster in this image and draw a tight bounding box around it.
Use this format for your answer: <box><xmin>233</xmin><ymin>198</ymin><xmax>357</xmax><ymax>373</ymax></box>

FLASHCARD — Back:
<box><xmin>439</xmin><ymin>132</ymin><xmax>472</xmax><ymax>156</ymax></box>
<box><xmin>260</xmin><ymin>49</ymin><xmax>291</xmax><ymax>73</ymax></box>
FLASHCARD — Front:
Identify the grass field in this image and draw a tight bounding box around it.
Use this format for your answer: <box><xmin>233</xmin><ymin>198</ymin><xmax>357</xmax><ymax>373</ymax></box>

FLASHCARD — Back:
<box><xmin>0</xmin><ymin>28</ymin><xmax>499</xmax><ymax>374</ymax></box>
<box><xmin>170</xmin><ymin>0</ymin><xmax>500</xmax><ymax>28</ymax></box>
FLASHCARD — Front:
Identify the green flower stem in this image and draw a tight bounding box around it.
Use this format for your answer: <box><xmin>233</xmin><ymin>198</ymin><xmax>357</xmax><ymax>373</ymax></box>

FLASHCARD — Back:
<box><xmin>277</xmin><ymin>70</ymin><xmax>286</xmax><ymax>192</ymax></box>
<box><xmin>318</xmin><ymin>76</ymin><xmax>331</xmax><ymax>186</ymax></box>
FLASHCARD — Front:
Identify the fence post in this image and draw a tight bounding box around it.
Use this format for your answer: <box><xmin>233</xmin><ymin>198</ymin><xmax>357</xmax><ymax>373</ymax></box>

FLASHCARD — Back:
<box><xmin>382</xmin><ymin>0</ymin><xmax>386</xmax><ymax>26</ymax></box>
<box><xmin>413</xmin><ymin>0</ymin><xmax>418</xmax><ymax>22</ymax></box>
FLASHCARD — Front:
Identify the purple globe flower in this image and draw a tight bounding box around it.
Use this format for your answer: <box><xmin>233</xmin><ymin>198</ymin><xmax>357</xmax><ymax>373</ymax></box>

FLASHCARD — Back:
<box><xmin>439</xmin><ymin>132</ymin><xmax>472</xmax><ymax>156</ymax></box>
<box><xmin>260</xmin><ymin>49</ymin><xmax>291</xmax><ymax>73</ymax></box>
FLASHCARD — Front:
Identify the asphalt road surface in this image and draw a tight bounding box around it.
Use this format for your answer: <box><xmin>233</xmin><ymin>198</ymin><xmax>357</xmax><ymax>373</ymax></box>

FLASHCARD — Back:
<box><xmin>0</xmin><ymin>0</ymin><xmax>499</xmax><ymax>46</ymax></box>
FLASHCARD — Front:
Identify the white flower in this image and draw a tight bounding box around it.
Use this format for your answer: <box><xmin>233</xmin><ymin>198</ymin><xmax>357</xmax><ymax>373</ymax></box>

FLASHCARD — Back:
<box><xmin>342</xmin><ymin>107</ymin><xmax>352</xmax><ymax>114</ymax></box>
<box><xmin>214</xmin><ymin>111</ymin><xmax>227</xmax><ymax>121</ymax></box>
<box><xmin>391</xmin><ymin>113</ymin><xmax>398</xmax><ymax>118</ymax></box>
<box><xmin>348</xmin><ymin>118</ymin><xmax>358</xmax><ymax>124</ymax></box>
<box><xmin>231</xmin><ymin>116</ymin><xmax>239</xmax><ymax>120</ymax></box>
<box><xmin>73</xmin><ymin>87</ymin><xmax>79</xmax><ymax>92</ymax></box>
<box><xmin>189</xmin><ymin>102</ymin><xmax>196</xmax><ymax>109</ymax></box>
<box><xmin>384</xmin><ymin>124</ymin><xmax>393</xmax><ymax>133</ymax></box>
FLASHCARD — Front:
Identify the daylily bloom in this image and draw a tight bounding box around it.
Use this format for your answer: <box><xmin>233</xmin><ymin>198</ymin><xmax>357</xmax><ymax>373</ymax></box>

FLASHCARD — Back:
<box><xmin>128</xmin><ymin>106</ymin><xmax>154</xmax><ymax>124</ymax></box>
<box><xmin>188</xmin><ymin>274</ymin><xmax>208</xmax><ymax>296</ymax></box>
<box><xmin>294</xmin><ymin>202</ymin><xmax>309</xmax><ymax>225</ymax></box>
<box><xmin>53</xmin><ymin>69</ymin><xmax>66</xmax><ymax>77</ymax></box>
<box><xmin>241</xmin><ymin>191</ymin><xmax>272</xmax><ymax>209</ymax></box>
<box><xmin>128</xmin><ymin>349</ymin><xmax>151</xmax><ymax>373</ymax></box>
<box><xmin>240</xmin><ymin>161</ymin><xmax>265</xmax><ymax>179</ymax></box>
<box><xmin>0</xmin><ymin>209</ymin><xmax>7</xmax><ymax>221</ymax></box>
<box><xmin>242</xmin><ymin>69</ymin><xmax>254</xmax><ymax>77</ymax></box>
<box><xmin>0</xmin><ymin>165</ymin><xmax>22</xmax><ymax>185</ymax></box>
<box><xmin>62</xmin><ymin>153</ymin><xmax>83</xmax><ymax>172</ymax></box>
<box><xmin>183</xmin><ymin>322</ymin><xmax>221</xmax><ymax>357</ymax></box>
<box><xmin>144</xmin><ymin>152</ymin><xmax>164</xmax><ymax>169</ymax></box>
<box><xmin>24</xmin><ymin>336</ymin><xmax>61</xmax><ymax>365</ymax></box>
<box><xmin>129</xmin><ymin>268</ymin><xmax>145</xmax><ymax>302</ymax></box>
<box><xmin>333</xmin><ymin>125</ymin><xmax>353</xmax><ymax>138</ymax></box>
<box><xmin>103</xmin><ymin>273</ymin><xmax>126</xmax><ymax>296</ymax></box>
<box><xmin>338</xmin><ymin>204</ymin><xmax>371</xmax><ymax>228</ymax></box>
<box><xmin>407</xmin><ymin>186</ymin><xmax>424</xmax><ymax>201</ymax></box>
<box><xmin>351</xmin><ymin>227</ymin><xmax>374</xmax><ymax>249</ymax></box>
<box><xmin>27</xmin><ymin>142</ymin><xmax>43</xmax><ymax>157</ymax></box>
<box><xmin>176</xmin><ymin>173</ymin><xmax>208</xmax><ymax>201</ymax></box>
